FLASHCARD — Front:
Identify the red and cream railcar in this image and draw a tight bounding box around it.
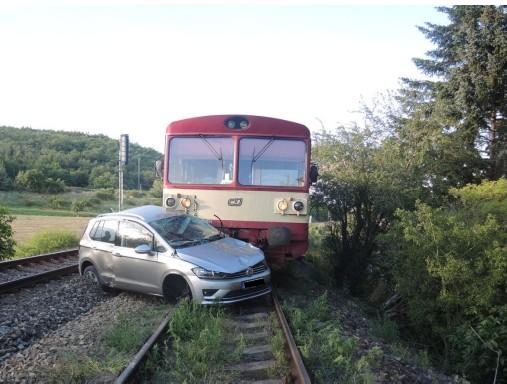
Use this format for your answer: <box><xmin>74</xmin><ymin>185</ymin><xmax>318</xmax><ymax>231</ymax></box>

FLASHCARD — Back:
<box><xmin>162</xmin><ymin>115</ymin><xmax>315</xmax><ymax>265</ymax></box>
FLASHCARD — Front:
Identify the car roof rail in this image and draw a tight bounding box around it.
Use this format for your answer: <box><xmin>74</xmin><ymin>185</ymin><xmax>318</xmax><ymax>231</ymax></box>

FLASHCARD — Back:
<box><xmin>97</xmin><ymin>212</ymin><xmax>146</xmax><ymax>221</ymax></box>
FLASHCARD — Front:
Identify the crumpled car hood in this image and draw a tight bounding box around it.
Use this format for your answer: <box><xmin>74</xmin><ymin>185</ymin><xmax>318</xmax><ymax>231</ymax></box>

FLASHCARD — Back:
<box><xmin>176</xmin><ymin>237</ymin><xmax>265</xmax><ymax>273</ymax></box>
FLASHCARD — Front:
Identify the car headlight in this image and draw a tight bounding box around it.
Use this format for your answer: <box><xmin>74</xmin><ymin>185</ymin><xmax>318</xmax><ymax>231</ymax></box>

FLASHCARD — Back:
<box><xmin>192</xmin><ymin>267</ymin><xmax>227</xmax><ymax>279</ymax></box>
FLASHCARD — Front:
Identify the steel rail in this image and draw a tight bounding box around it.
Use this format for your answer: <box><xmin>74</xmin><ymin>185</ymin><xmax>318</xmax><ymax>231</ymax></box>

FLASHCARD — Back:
<box><xmin>272</xmin><ymin>290</ymin><xmax>312</xmax><ymax>384</ymax></box>
<box><xmin>115</xmin><ymin>312</ymin><xmax>172</xmax><ymax>384</ymax></box>
<box><xmin>115</xmin><ymin>291</ymin><xmax>311</xmax><ymax>383</ymax></box>
<box><xmin>0</xmin><ymin>249</ymin><xmax>79</xmax><ymax>294</ymax></box>
<box><xmin>0</xmin><ymin>264</ymin><xmax>79</xmax><ymax>294</ymax></box>
<box><xmin>0</xmin><ymin>248</ymin><xmax>79</xmax><ymax>269</ymax></box>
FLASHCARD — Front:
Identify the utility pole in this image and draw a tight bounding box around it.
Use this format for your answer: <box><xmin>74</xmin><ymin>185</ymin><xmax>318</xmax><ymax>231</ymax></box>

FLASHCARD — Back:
<box><xmin>119</xmin><ymin>134</ymin><xmax>129</xmax><ymax>211</ymax></box>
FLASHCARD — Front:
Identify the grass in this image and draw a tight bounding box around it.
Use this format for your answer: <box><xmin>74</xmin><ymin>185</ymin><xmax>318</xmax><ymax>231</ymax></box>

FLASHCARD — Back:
<box><xmin>282</xmin><ymin>291</ymin><xmax>381</xmax><ymax>384</ymax></box>
<box><xmin>41</xmin><ymin>304</ymin><xmax>168</xmax><ymax>383</ymax></box>
<box><xmin>144</xmin><ymin>299</ymin><xmax>244</xmax><ymax>383</ymax></box>
<box><xmin>15</xmin><ymin>230</ymin><xmax>79</xmax><ymax>257</ymax></box>
<box><xmin>268</xmin><ymin>313</ymin><xmax>290</xmax><ymax>378</ymax></box>
<box><xmin>11</xmin><ymin>215</ymin><xmax>89</xmax><ymax>251</ymax></box>
<box><xmin>0</xmin><ymin>189</ymin><xmax>160</xmax><ymax>217</ymax></box>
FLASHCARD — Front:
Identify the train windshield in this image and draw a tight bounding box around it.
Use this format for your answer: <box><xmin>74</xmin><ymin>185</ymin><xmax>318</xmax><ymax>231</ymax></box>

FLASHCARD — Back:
<box><xmin>238</xmin><ymin>138</ymin><xmax>306</xmax><ymax>187</ymax></box>
<box><xmin>169</xmin><ymin>137</ymin><xmax>234</xmax><ymax>185</ymax></box>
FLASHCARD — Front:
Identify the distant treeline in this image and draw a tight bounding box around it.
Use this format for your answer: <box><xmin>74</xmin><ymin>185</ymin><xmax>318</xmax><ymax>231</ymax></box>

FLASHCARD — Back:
<box><xmin>0</xmin><ymin>126</ymin><xmax>162</xmax><ymax>193</ymax></box>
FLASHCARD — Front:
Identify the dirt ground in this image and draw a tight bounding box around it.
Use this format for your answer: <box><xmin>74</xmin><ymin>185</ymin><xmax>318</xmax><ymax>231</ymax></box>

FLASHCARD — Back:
<box><xmin>11</xmin><ymin>216</ymin><xmax>91</xmax><ymax>245</ymax></box>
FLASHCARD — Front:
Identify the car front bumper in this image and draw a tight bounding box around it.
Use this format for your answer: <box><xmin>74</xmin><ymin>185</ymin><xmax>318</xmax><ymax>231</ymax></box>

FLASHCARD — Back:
<box><xmin>188</xmin><ymin>269</ymin><xmax>272</xmax><ymax>304</ymax></box>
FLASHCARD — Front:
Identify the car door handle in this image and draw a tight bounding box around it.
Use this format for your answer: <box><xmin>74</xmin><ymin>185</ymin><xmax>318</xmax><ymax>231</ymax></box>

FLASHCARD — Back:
<box><xmin>112</xmin><ymin>252</ymin><xmax>121</xmax><ymax>256</ymax></box>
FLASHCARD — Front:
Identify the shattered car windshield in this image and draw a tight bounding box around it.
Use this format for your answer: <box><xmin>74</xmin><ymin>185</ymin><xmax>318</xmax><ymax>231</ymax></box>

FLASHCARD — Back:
<box><xmin>149</xmin><ymin>215</ymin><xmax>221</xmax><ymax>248</ymax></box>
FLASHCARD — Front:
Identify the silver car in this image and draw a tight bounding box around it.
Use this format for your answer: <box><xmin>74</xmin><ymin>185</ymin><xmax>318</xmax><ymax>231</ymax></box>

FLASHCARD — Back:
<box><xmin>78</xmin><ymin>205</ymin><xmax>271</xmax><ymax>304</ymax></box>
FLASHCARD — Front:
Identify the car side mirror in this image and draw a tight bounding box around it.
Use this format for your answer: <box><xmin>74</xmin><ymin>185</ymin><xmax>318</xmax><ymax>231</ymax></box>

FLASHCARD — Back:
<box><xmin>134</xmin><ymin>244</ymin><xmax>152</xmax><ymax>254</ymax></box>
<box><xmin>154</xmin><ymin>159</ymin><xmax>163</xmax><ymax>179</ymax></box>
<box><xmin>310</xmin><ymin>164</ymin><xmax>319</xmax><ymax>184</ymax></box>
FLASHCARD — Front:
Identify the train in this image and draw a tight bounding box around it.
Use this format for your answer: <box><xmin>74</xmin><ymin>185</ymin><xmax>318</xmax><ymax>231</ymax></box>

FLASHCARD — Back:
<box><xmin>159</xmin><ymin>115</ymin><xmax>317</xmax><ymax>265</ymax></box>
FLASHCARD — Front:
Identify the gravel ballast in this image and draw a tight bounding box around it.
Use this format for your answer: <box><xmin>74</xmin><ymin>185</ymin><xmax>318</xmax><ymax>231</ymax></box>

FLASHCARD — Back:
<box><xmin>0</xmin><ymin>289</ymin><xmax>167</xmax><ymax>384</ymax></box>
<box><xmin>0</xmin><ymin>274</ymin><xmax>113</xmax><ymax>363</ymax></box>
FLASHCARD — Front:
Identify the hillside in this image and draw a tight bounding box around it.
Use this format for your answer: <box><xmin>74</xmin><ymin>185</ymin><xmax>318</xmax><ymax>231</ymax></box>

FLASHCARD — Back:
<box><xmin>0</xmin><ymin>126</ymin><xmax>162</xmax><ymax>192</ymax></box>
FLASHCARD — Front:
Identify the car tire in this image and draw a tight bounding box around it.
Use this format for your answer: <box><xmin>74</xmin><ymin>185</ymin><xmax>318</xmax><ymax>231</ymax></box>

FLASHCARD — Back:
<box><xmin>163</xmin><ymin>275</ymin><xmax>192</xmax><ymax>303</ymax></box>
<box><xmin>83</xmin><ymin>265</ymin><xmax>111</xmax><ymax>292</ymax></box>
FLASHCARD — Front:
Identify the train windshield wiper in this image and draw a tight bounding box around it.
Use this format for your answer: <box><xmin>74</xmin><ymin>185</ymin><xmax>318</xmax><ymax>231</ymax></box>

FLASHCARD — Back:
<box><xmin>251</xmin><ymin>137</ymin><xmax>275</xmax><ymax>164</ymax></box>
<box><xmin>199</xmin><ymin>135</ymin><xmax>224</xmax><ymax>171</ymax></box>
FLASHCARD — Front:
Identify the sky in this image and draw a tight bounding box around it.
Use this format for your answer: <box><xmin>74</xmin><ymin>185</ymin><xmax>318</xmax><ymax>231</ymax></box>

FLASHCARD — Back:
<box><xmin>0</xmin><ymin>3</ymin><xmax>450</xmax><ymax>153</ymax></box>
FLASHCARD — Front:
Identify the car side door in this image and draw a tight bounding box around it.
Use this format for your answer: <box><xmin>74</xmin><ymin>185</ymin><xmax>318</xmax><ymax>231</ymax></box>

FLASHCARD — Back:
<box><xmin>112</xmin><ymin>220</ymin><xmax>164</xmax><ymax>294</ymax></box>
<box><xmin>88</xmin><ymin>219</ymin><xmax>118</xmax><ymax>286</ymax></box>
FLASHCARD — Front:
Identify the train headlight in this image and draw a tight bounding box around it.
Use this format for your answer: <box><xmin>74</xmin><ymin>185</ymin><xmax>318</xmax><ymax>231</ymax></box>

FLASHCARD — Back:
<box><xmin>293</xmin><ymin>201</ymin><xmax>304</xmax><ymax>211</ymax></box>
<box><xmin>225</xmin><ymin>116</ymin><xmax>249</xmax><ymax>130</ymax></box>
<box><xmin>180</xmin><ymin>197</ymin><xmax>192</xmax><ymax>209</ymax></box>
<box><xmin>277</xmin><ymin>199</ymin><xmax>289</xmax><ymax>212</ymax></box>
<box><xmin>166</xmin><ymin>197</ymin><xmax>176</xmax><ymax>207</ymax></box>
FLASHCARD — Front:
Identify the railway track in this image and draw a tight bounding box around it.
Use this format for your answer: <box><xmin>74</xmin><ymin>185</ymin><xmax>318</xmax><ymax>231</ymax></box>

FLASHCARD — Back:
<box><xmin>116</xmin><ymin>291</ymin><xmax>311</xmax><ymax>384</ymax></box>
<box><xmin>0</xmin><ymin>248</ymin><xmax>79</xmax><ymax>294</ymax></box>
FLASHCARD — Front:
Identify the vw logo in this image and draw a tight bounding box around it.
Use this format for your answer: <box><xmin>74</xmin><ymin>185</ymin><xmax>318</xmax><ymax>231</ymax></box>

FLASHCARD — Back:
<box><xmin>246</xmin><ymin>267</ymin><xmax>253</xmax><ymax>276</ymax></box>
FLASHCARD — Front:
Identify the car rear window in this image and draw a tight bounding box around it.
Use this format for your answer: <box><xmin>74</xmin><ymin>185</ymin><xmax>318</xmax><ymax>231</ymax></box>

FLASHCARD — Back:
<box><xmin>90</xmin><ymin>220</ymin><xmax>118</xmax><ymax>244</ymax></box>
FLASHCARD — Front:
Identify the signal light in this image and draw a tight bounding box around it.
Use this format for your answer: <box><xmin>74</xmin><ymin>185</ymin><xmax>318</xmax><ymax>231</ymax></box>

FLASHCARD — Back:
<box><xmin>166</xmin><ymin>197</ymin><xmax>176</xmax><ymax>207</ymax></box>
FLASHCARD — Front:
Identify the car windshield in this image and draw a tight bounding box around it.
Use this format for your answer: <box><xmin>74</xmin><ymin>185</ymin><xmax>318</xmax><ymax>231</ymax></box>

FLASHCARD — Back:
<box><xmin>149</xmin><ymin>215</ymin><xmax>221</xmax><ymax>248</ymax></box>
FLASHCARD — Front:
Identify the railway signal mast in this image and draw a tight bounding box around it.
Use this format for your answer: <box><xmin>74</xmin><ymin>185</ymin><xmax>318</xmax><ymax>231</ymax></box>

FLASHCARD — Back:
<box><xmin>119</xmin><ymin>134</ymin><xmax>129</xmax><ymax>211</ymax></box>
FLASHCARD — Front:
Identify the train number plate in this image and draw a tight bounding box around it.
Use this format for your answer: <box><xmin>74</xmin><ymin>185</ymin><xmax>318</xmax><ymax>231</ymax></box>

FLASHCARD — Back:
<box><xmin>243</xmin><ymin>278</ymin><xmax>264</xmax><ymax>288</ymax></box>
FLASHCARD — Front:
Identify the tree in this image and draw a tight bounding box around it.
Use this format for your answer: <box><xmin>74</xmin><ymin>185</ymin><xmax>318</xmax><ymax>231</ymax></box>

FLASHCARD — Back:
<box><xmin>311</xmin><ymin>125</ymin><xmax>421</xmax><ymax>294</ymax></box>
<box><xmin>412</xmin><ymin>6</ymin><xmax>507</xmax><ymax>179</ymax></box>
<box><xmin>0</xmin><ymin>161</ymin><xmax>11</xmax><ymax>190</ymax></box>
<box><xmin>0</xmin><ymin>206</ymin><xmax>15</xmax><ymax>260</ymax></box>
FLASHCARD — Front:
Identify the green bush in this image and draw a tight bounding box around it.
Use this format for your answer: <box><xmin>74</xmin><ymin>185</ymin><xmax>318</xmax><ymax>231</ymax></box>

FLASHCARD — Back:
<box><xmin>383</xmin><ymin>179</ymin><xmax>507</xmax><ymax>382</ymax></box>
<box><xmin>16</xmin><ymin>230</ymin><xmax>78</xmax><ymax>257</ymax></box>
<box><xmin>95</xmin><ymin>188</ymin><xmax>115</xmax><ymax>201</ymax></box>
<box><xmin>0</xmin><ymin>206</ymin><xmax>15</xmax><ymax>260</ymax></box>
<box><xmin>15</xmin><ymin>169</ymin><xmax>65</xmax><ymax>194</ymax></box>
<box><xmin>48</xmin><ymin>196</ymin><xmax>64</xmax><ymax>209</ymax></box>
<box><xmin>150</xmin><ymin>179</ymin><xmax>163</xmax><ymax>198</ymax></box>
<box><xmin>71</xmin><ymin>199</ymin><xmax>88</xmax><ymax>216</ymax></box>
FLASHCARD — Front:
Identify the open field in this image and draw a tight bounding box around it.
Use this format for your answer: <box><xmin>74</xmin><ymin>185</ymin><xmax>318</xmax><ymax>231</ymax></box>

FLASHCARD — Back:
<box><xmin>12</xmin><ymin>215</ymin><xmax>90</xmax><ymax>245</ymax></box>
<box><xmin>0</xmin><ymin>189</ymin><xmax>160</xmax><ymax>218</ymax></box>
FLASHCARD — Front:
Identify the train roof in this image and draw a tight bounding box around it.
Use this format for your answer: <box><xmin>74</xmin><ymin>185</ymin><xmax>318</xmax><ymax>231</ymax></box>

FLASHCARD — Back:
<box><xmin>166</xmin><ymin>115</ymin><xmax>310</xmax><ymax>138</ymax></box>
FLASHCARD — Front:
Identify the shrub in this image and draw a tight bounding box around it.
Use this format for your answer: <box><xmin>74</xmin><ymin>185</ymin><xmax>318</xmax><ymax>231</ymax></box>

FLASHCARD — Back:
<box><xmin>16</xmin><ymin>230</ymin><xmax>78</xmax><ymax>257</ymax></box>
<box><xmin>71</xmin><ymin>199</ymin><xmax>88</xmax><ymax>216</ymax></box>
<box><xmin>150</xmin><ymin>179</ymin><xmax>163</xmax><ymax>198</ymax></box>
<box><xmin>95</xmin><ymin>188</ymin><xmax>115</xmax><ymax>201</ymax></box>
<box><xmin>15</xmin><ymin>169</ymin><xmax>65</xmax><ymax>193</ymax></box>
<box><xmin>383</xmin><ymin>179</ymin><xmax>507</xmax><ymax>382</ymax></box>
<box><xmin>0</xmin><ymin>206</ymin><xmax>15</xmax><ymax>260</ymax></box>
<box><xmin>49</xmin><ymin>196</ymin><xmax>64</xmax><ymax>209</ymax></box>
